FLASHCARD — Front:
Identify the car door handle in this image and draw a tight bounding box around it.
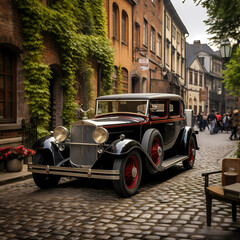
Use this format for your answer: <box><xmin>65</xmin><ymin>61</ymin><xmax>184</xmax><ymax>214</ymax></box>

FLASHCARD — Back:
<box><xmin>167</xmin><ymin>123</ymin><xmax>174</xmax><ymax>126</ymax></box>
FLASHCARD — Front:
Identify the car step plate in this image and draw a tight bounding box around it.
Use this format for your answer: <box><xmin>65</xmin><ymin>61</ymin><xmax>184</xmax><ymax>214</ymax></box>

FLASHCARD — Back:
<box><xmin>161</xmin><ymin>155</ymin><xmax>188</xmax><ymax>170</ymax></box>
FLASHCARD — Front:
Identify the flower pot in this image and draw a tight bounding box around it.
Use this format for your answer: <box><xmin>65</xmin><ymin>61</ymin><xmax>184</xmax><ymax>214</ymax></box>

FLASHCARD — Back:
<box><xmin>6</xmin><ymin>158</ymin><xmax>23</xmax><ymax>172</ymax></box>
<box><xmin>0</xmin><ymin>161</ymin><xmax>4</xmax><ymax>172</ymax></box>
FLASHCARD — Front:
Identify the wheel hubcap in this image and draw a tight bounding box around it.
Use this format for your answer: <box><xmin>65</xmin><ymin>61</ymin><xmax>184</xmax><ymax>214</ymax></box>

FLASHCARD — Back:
<box><xmin>189</xmin><ymin>140</ymin><xmax>195</xmax><ymax>163</ymax></box>
<box><xmin>151</xmin><ymin>137</ymin><xmax>161</xmax><ymax>165</ymax></box>
<box><xmin>125</xmin><ymin>156</ymin><xmax>139</xmax><ymax>189</ymax></box>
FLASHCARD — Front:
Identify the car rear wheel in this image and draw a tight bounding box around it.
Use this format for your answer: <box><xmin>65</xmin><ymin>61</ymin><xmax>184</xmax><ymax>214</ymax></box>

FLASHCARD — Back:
<box><xmin>113</xmin><ymin>150</ymin><xmax>142</xmax><ymax>197</ymax></box>
<box><xmin>32</xmin><ymin>152</ymin><xmax>61</xmax><ymax>189</ymax></box>
<box><xmin>183</xmin><ymin>136</ymin><xmax>196</xmax><ymax>169</ymax></box>
<box><xmin>141</xmin><ymin>128</ymin><xmax>164</xmax><ymax>174</ymax></box>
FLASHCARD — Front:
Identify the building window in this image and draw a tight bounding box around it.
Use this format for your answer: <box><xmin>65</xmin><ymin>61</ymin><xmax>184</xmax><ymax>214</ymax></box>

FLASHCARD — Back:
<box><xmin>135</xmin><ymin>22</ymin><xmax>140</xmax><ymax>48</ymax></box>
<box><xmin>166</xmin><ymin>15</ymin><xmax>170</xmax><ymax>30</ymax></box>
<box><xmin>0</xmin><ymin>48</ymin><xmax>16</xmax><ymax>123</ymax></box>
<box><xmin>177</xmin><ymin>55</ymin><xmax>180</xmax><ymax>75</ymax></box>
<box><xmin>122</xmin><ymin>68</ymin><xmax>128</xmax><ymax>93</ymax></box>
<box><xmin>157</xmin><ymin>34</ymin><xmax>161</xmax><ymax>57</ymax></box>
<box><xmin>122</xmin><ymin>11</ymin><xmax>128</xmax><ymax>44</ymax></box>
<box><xmin>172</xmin><ymin>49</ymin><xmax>175</xmax><ymax>71</ymax></box>
<box><xmin>189</xmin><ymin>70</ymin><xmax>193</xmax><ymax>84</ymax></box>
<box><xmin>166</xmin><ymin>42</ymin><xmax>170</xmax><ymax>65</ymax></box>
<box><xmin>172</xmin><ymin>25</ymin><xmax>176</xmax><ymax>39</ymax></box>
<box><xmin>150</xmin><ymin>26</ymin><xmax>155</xmax><ymax>52</ymax></box>
<box><xmin>194</xmin><ymin>72</ymin><xmax>198</xmax><ymax>85</ymax></box>
<box><xmin>143</xmin><ymin>19</ymin><xmax>148</xmax><ymax>46</ymax></box>
<box><xmin>177</xmin><ymin>32</ymin><xmax>180</xmax><ymax>45</ymax></box>
<box><xmin>112</xmin><ymin>3</ymin><xmax>119</xmax><ymax>39</ymax></box>
<box><xmin>199</xmin><ymin>57</ymin><xmax>204</xmax><ymax>66</ymax></box>
<box><xmin>199</xmin><ymin>74</ymin><xmax>203</xmax><ymax>86</ymax></box>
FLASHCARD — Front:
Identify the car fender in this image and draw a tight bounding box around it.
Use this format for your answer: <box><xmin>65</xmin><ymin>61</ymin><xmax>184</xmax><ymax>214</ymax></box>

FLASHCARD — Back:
<box><xmin>106</xmin><ymin>138</ymin><xmax>159</xmax><ymax>172</ymax></box>
<box><xmin>180</xmin><ymin>126</ymin><xmax>199</xmax><ymax>155</ymax></box>
<box><xmin>33</xmin><ymin>135</ymin><xmax>70</xmax><ymax>166</ymax></box>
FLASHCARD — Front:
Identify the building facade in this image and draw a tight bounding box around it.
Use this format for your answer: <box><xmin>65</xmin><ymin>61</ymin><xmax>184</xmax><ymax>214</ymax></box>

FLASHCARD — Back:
<box><xmin>186</xmin><ymin>55</ymin><xmax>205</xmax><ymax>114</ymax></box>
<box><xmin>104</xmin><ymin>0</ymin><xmax>135</xmax><ymax>93</ymax></box>
<box><xmin>163</xmin><ymin>0</ymin><xmax>188</xmax><ymax>104</ymax></box>
<box><xmin>186</xmin><ymin>40</ymin><xmax>236</xmax><ymax>115</ymax></box>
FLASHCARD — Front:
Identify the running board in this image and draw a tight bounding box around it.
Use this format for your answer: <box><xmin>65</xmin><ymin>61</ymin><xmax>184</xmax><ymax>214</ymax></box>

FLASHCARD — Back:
<box><xmin>161</xmin><ymin>155</ymin><xmax>188</xmax><ymax>170</ymax></box>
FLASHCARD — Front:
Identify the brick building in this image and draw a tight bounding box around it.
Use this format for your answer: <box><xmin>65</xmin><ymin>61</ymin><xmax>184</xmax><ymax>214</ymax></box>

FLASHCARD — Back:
<box><xmin>0</xmin><ymin>0</ymin><xmax>27</xmax><ymax>147</ymax></box>
<box><xmin>0</xmin><ymin>0</ymin><xmax>100</xmax><ymax>147</ymax></box>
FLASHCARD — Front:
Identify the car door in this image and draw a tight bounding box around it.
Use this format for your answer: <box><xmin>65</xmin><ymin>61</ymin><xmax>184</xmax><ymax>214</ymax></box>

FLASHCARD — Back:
<box><xmin>166</xmin><ymin>99</ymin><xmax>181</xmax><ymax>149</ymax></box>
<box><xmin>149</xmin><ymin>99</ymin><xmax>168</xmax><ymax>144</ymax></box>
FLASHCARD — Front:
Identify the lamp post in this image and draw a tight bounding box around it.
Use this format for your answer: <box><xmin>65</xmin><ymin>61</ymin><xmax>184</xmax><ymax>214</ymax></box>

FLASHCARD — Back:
<box><xmin>220</xmin><ymin>39</ymin><xmax>232</xmax><ymax>62</ymax></box>
<box><xmin>219</xmin><ymin>39</ymin><xmax>232</xmax><ymax>114</ymax></box>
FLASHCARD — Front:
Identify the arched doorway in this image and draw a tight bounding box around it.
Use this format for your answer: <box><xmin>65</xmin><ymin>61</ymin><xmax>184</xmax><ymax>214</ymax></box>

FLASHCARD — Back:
<box><xmin>49</xmin><ymin>64</ymin><xmax>63</xmax><ymax>130</ymax></box>
<box><xmin>131</xmin><ymin>76</ymin><xmax>140</xmax><ymax>93</ymax></box>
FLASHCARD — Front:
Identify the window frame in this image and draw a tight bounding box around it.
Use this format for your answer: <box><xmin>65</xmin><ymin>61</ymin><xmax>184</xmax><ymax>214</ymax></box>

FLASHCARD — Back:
<box><xmin>112</xmin><ymin>3</ymin><xmax>119</xmax><ymax>39</ymax></box>
<box><xmin>150</xmin><ymin>26</ymin><xmax>155</xmax><ymax>52</ymax></box>
<box><xmin>143</xmin><ymin>18</ymin><xmax>148</xmax><ymax>47</ymax></box>
<box><xmin>0</xmin><ymin>48</ymin><xmax>17</xmax><ymax>123</ymax></box>
<box><xmin>121</xmin><ymin>10</ymin><xmax>128</xmax><ymax>44</ymax></box>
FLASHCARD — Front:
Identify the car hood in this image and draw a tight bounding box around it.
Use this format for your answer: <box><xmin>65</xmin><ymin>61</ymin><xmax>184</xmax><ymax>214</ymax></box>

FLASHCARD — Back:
<box><xmin>73</xmin><ymin>115</ymin><xmax>147</xmax><ymax>128</ymax></box>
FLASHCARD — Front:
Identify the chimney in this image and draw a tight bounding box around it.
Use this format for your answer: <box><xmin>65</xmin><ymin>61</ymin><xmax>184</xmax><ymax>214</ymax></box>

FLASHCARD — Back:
<box><xmin>193</xmin><ymin>40</ymin><xmax>201</xmax><ymax>45</ymax></box>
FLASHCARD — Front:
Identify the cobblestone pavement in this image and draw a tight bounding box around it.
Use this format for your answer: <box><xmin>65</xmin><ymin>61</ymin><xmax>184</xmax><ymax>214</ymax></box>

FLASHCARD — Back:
<box><xmin>0</xmin><ymin>131</ymin><xmax>240</xmax><ymax>240</ymax></box>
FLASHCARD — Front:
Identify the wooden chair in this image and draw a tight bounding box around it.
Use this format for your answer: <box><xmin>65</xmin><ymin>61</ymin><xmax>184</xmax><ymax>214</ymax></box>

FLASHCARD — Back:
<box><xmin>202</xmin><ymin>158</ymin><xmax>240</xmax><ymax>226</ymax></box>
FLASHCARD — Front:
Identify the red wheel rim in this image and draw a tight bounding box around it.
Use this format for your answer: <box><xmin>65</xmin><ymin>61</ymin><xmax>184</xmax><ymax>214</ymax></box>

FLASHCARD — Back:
<box><xmin>151</xmin><ymin>137</ymin><xmax>161</xmax><ymax>165</ymax></box>
<box><xmin>124</xmin><ymin>155</ymin><xmax>139</xmax><ymax>189</ymax></box>
<box><xmin>189</xmin><ymin>139</ymin><xmax>195</xmax><ymax>163</ymax></box>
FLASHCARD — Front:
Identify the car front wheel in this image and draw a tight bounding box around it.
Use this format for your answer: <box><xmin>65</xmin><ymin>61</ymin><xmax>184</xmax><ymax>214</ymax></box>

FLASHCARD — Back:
<box><xmin>32</xmin><ymin>152</ymin><xmax>61</xmax><ymax>189</ymax></box>
<box><xmin>113</xmin><ymin>150</ymin><xmax>142</xmax><ymax>197</ymax></box>
<box><xmin>183</xmin><ymin>136</ymin><xmax>196</xmax><ymax>169</ymax></box>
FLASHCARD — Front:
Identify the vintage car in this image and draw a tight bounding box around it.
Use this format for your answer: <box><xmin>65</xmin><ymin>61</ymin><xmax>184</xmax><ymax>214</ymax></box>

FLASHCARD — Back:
<box><xmin>29</xmin><ymin>93</ymin><xmax>199</xmax><ymax>197</ymax></box>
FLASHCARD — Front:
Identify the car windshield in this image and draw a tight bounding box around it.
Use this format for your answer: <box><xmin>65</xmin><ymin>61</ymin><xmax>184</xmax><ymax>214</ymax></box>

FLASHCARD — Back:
<box><xmin>96</xmin><ymin>100</ymin><xmax>148</xmax><ymax>116</ymax></box>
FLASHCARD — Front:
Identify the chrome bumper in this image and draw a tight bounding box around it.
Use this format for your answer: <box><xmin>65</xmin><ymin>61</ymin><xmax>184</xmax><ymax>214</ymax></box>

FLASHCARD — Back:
<box><xmin>28</xmin><ymin>164</ymin><xmax>120</xmax><ymax>180</ymax></box>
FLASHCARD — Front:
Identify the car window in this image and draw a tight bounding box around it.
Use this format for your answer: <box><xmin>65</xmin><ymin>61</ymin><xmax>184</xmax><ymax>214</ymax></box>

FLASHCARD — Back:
<box><xmin>96</xmin><ymin>100</ymin><xmax>148</xmax><ymax>116</ymax></box>
<box><xmin>150</xmin><ymin>100</ymin><xmax>167</xmax><ymax>119</ymax></box>
<box><xmin>169</xmin><ymin>100</ymin><xmax>180</xmax><ymax>117</ymax></box>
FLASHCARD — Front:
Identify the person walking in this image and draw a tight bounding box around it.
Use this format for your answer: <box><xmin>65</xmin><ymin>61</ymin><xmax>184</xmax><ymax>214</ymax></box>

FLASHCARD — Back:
<box><xmin>207</xmin><ymin>109</ymin><xmax>217</xmax><ymax>134</ymax></box>
<box><xmin>197</xmin><ymin>112</ymin><xmax>204</xmax><ymax>131</ymax></box>
<box><xmin>222</xmin><ymin>113</ymin><xmax>229</xmax><ymax>132</ymax></box>
<box><xmin>229</xmin><ymin>109</ymin><xmax>239</xmax><ymax>140</ymax></box>
<box><xmin>203</xmin><ymin>113</ymin><xmax>208</xmax><ymax>130</ymax></box>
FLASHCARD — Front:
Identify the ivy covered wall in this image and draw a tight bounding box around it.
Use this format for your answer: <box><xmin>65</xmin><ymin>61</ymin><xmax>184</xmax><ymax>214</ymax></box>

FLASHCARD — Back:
<box><xmin>14</xmin><ymin>0</ymin><xmax>114</xmax><ymax>135</ymax></box>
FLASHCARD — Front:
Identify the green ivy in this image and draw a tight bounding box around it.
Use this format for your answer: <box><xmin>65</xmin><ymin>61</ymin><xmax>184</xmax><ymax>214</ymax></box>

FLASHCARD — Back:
<box><xmin>14</xmin><ymin>0</ymin><xmax>114</xmax><ymax>136</ymax></box>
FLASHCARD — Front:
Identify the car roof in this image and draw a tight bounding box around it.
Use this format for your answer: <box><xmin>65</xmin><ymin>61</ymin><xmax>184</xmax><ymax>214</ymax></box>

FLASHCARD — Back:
<box><xmin>96</xmin><ymin>93</ymin><xmax>183</xmax><ymax>101</ymax></box>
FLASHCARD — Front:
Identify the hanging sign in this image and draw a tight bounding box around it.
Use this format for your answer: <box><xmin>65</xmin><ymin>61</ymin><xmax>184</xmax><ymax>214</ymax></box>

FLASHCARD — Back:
<box><xmin>139</xmin><ymin>57</ymin><xmax>149</xmax><ymax>71</ymax></box>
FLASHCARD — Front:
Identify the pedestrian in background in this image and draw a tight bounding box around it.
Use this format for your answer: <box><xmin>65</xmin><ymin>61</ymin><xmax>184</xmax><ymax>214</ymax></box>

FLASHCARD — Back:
<box><xmin>229</xmin><ymin>109</ymin><xmax>239</xmax><ymax>140</ymax></box>
<box><xmin>203</xmin><ymin>113</ymin><xmax>208</xmax><ymax>130</ymax></box>
<box><xmin>216</xmin><ymin>112</ymin><xmax>222</xmax><ymax>133</ymax></box>
<box><xmin>222</xmin><ymin>113</ymin><xmax>229</xmax><ymax>132</ymax></box>
<box><xmin>197</xmin><ymin>112</ymin><xmax>203</xmax><ymax>131</ymax></box>
<box><xmin>207</xmin><ymin>109</ymin><xmax>217</xmax><ymax>134</ymax></box>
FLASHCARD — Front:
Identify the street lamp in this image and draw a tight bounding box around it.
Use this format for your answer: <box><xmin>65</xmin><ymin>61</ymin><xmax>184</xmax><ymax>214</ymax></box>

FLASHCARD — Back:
<box><xmin>220</xmin><ymin>39</ymin><xmax>232</xmax><ymax>62</ymax></box>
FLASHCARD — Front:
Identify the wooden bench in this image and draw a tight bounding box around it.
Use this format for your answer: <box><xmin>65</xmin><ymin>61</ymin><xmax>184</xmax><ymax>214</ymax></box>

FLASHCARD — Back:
<box><xmin>202</xmin><ymin>158</ymin><xmax>240</xmax><ymax>226</ymax></box>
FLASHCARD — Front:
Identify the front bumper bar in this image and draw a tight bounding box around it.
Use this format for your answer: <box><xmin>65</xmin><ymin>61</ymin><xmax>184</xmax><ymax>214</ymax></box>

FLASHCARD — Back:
<box><xmin>28</xmin><ymin>164</ymin><xmax>120</xmax><ymax>180</ymax></box>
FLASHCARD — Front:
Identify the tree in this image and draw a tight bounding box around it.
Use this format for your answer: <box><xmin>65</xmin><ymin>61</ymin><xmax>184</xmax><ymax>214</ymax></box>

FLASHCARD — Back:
<box><xmin>222</xmin><ymin>48</ymin><xmax>240</xmax><ymax>96</ymax></box>
<box><xmin>188</xmin><ymin>0</ymin><xmax>240</xmax><ymax>45</ymax></box>
<box><xmin>186</xmin><ymin>0</ymin><xmax>240</xmax><ymax>96</ymax></box>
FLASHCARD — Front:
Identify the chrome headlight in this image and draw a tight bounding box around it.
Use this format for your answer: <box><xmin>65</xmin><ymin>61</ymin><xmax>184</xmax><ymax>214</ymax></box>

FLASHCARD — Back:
<box><xmin>93</xmin><ymin>127</ymin><xmax>109</xmax><ymax>144</ymax></box>
<box><xmin>53</xmin><ymin>126</ymin><xmax>69</xmax><ymax>142</ymax></box>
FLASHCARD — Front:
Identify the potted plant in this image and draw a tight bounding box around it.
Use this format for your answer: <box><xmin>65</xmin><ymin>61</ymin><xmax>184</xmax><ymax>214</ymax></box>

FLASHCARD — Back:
<box><xmin>0</xmin><ymin>145</ymin><xmax>35</xmax><ymax>172</ymax></box>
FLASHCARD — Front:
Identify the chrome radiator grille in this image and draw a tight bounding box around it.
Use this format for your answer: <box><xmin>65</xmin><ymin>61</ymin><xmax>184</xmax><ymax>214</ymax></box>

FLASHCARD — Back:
<box><xmin>70</xmin><ymin>124</ymin><xmax>97</xmax><ymax>167</ymax></box>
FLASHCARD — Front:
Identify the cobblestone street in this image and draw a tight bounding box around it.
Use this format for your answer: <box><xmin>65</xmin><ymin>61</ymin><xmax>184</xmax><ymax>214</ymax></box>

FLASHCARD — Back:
<box><xmin>0</xmin><ymin>131</ymin><xmax>240</xmax><ymax>240</ymax></box>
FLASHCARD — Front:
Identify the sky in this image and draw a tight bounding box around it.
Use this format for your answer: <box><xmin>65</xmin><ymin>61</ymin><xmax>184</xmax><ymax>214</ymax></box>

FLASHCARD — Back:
<box><xmin>171</xmin><ymin>0</ymin><xmax>219</xmax><ymax>51</ymax></box>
